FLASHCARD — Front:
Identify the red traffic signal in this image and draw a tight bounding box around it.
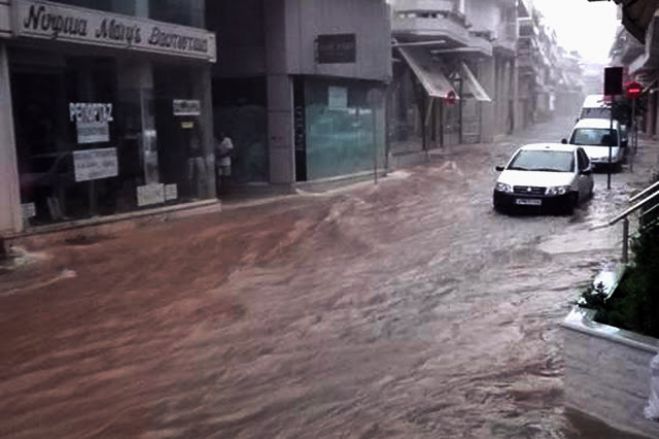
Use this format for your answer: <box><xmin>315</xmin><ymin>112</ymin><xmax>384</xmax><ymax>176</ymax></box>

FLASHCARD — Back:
<box><xmin>626</xmin><ymin>81</ymin><xmax>643</xmax><ymax>100</ymax></box>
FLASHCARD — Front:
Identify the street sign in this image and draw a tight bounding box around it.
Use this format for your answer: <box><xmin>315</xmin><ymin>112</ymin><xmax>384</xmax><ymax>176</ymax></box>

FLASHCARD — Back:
<box><xmin>316</xmin><ymin>34</ymin><xmax>356</xmax><ymax>64</ymax></box>
<box><xmin>604</xmin><ymin>67</ymin><xmax>624</xmax><ymax>96</ymax></box>
<box><xmin>626</xmin><ymin>81</ymin><xmax>643</xmax><ymax>100</ymax></box>
<box><xmin>446</xmin><ymin>90</ymin><xmax>457</xmax><ymax>106</ymax></box>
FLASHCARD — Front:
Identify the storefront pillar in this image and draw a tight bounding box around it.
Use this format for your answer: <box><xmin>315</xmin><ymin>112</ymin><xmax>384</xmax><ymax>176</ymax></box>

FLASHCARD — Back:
<box><xmin>0</xmin><ymin>43</ymin><xmax>22</xmax><ymax>235</ymax></box>
<box><xmin>479</xmin><ymin>57</ymin><xmax>496</xmax><ymax>143</ymax></box>
<box><xmin>266</xmin><ymin>74</ymin><xmax>295</xmax><ymax>184</ymax></box>
<box><xmin>192</xmin><ymin>66</ymin><xmax>216</xmax><ymax>198</ymax></box>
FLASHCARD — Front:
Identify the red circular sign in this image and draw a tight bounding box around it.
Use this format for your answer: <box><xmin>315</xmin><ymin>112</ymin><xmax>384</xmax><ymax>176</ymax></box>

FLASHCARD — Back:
<box><xmin>446</xmin><ymin>91</ymin><xmax>457</xmax><ymax>106</ymax></box>
<box><xmin>626</xmin><ymin>81</ymin><xmax>643</xmax><ymax>100</ymax></box>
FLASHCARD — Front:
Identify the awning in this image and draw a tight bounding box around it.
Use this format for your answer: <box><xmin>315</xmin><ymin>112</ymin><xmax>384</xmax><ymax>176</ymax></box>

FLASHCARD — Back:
<box><xmin>397</xmin><ymin>47</ymin><xmax>457</xmax><ymax>100</ymax></box>
<box><xmin>459</xmin><ymin>62</ymin><xmax>492</xmax><ymax>102</ymax></box>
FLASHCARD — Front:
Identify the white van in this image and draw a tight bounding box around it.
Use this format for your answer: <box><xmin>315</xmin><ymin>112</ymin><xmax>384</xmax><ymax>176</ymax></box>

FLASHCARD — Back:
<box><xmin>579</xmin><ymin>94</ymin><xmax>628</xmax><ymax>147</ymax></box>
<box><xmin>567</xmin><ymin>118</ymin><xmax>624</xmax><ymax>168</ymax></box>
<box><xmin>580</xmin><ymin>95</ymin><xmax>611</xmax><ymax>119</ymax></box>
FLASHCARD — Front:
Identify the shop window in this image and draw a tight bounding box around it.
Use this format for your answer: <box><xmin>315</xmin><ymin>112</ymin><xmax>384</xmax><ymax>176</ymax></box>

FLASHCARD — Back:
<box><xmin>11</xmin><ymin>49</ymin><xmax>214</xmax><ymax>227</ymax></box>
<box><xmin>303</xmin><ymin>79</ymin><xmax>385</xmax><ymax>181</ymax></box>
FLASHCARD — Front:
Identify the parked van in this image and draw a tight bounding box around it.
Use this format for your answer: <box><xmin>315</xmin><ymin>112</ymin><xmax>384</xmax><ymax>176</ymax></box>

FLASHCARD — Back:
<box><xmin>578</xmin><ymin>94</ymin><xmax>628</xmax><ymax>147</ymax></box>
<box><xmin>580</xmin><ymin>95</ymin><xmax>611</xmax><ymax>119</ymax></box>
<box><xmin>567</xmin><ymin>118</ymin><xmax>625</xmax><ymax>169</ymax></box>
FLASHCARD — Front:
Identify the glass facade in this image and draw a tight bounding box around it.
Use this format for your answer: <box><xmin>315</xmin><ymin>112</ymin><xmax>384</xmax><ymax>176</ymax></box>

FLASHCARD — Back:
<box><xmin>301</xmin><ymin>79</ymin><xmax>385</xmax><ymax>181</ymax></box>
<box><xmin>9</xmin><ymin>47</ymin><xmax>213</xmax><ymax>227</ymax></box>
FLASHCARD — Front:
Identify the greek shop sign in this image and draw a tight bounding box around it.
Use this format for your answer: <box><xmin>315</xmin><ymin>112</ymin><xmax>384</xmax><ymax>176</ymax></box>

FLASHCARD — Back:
<box><xmin>70</xmin><ymin>102</ymin><xmax>113</xmax><ymax>144</ymax></box>
<box><xmin>14</xmin><ymin>0</ymin><xmax>217</xmax><ymax>62</ymax></box>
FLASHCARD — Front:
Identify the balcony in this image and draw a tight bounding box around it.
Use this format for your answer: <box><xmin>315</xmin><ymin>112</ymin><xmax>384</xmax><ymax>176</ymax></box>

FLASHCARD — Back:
<box><xmin>392</xmin><ymin>0</ymin><xmax>472</xmax><ymax>46</ymax></box>
<box><xmin>518</xmin><ymin>17</ymin><xmax>539</xmax><ymax>39</ymax></box>
<box><xmin>493</xmin><ymin>22</ymin><xmax>518</xmax><ymax>54</ymax></box>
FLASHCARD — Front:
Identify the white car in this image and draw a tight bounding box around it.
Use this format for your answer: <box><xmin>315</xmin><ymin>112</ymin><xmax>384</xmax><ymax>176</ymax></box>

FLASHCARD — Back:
<box><xmin>567</xmin><ymin>118</ymin><xmax>625</xmax><ymax>168</ymax></box>
<box><xmin>493</xmin><ymin>143</ymin><xmax>594</xmax><ymax>214</ymax></box>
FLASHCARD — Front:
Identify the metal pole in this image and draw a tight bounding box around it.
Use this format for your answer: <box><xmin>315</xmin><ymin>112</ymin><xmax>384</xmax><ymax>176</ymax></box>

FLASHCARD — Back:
<box><xmin>622</xmin><ymin>217</ymin><xmax>630</xmax><ymax>264</ymax></box>
<box><xmin>632</xmin><ymin>98</ymin><xmax>637</xmax><ymax>171</ymax></box>
<box><xmin>373</xmin><ymin>102</ymin><xmax>378</xmax><ymax>185</ymax></box>
<box><xmin>608</xmin><ymin>97</ymin><xmax>613</xmax><ymax>190</ymax></box>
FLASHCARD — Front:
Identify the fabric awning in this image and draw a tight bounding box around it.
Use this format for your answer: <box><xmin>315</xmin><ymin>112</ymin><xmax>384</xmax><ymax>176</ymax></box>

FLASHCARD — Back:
<box><xmin>459</xmin><ymin>62</ymin><xmax>492</xmax><ymax>102</ymax></box>
<box><xmin>398</xmin><ymin>47</ymin><xmax>457</xmax><ymax>100</ymax></box>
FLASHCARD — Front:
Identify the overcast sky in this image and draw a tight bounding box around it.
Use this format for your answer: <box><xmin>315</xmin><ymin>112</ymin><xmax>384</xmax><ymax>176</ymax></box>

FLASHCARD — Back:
<box><xmin>532</xmin><ymin>0</ymin><xmax>619</xmax><ymax>65</ymax></box>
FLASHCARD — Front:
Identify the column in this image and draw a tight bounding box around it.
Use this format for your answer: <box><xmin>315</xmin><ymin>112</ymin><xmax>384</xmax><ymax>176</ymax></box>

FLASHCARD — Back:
<box><xmin>480</xmin><ymin>57</ymin><xmax>496</xmax><ymax>143</ymax></box>
<box><xmin>0</xmin><ymin>43</ymin><xmax>22</xmax><ymax>235</ymax></box>
<box><xmin>265</xmin><ymin>0</ymin><xmax>296</xmax><ymax>184</ymax></box>
<box><xmin>511</xmin><ymin>58</ymin><xmax>520</xmax><ymax>133</ymax></box>
<box><xmin>192</xmin><ymin>66</ymin><xmax>216</xmax><ymax>198</ymax></box>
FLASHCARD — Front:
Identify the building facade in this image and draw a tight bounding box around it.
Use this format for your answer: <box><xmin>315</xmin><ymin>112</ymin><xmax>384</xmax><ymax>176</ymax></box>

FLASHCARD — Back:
<box><xmin>208</xmin><ymin>0</ymin><xmax>392</xmax><ymax>185</ymax></box>
<box><xmin>0</xmin><ymin>0</ymin><xmax>217</xmax><ymax>235</ymax></box>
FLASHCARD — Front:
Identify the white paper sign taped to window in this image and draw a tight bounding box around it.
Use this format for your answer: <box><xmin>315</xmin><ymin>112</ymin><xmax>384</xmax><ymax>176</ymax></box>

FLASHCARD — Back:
<box><xmin>165</xmin><ymin>184</ymin><xmax>178</xmax><ymax>201</ymax></box>
<box><xmin>328</xmin><ymin>86</ymin><xmax>348</xmax><ymax>110</ymax></box>
<box><xmin>137</xmin><ymin>183</ymin><xmax>165</xmax><ymax>207</ymax></box>
<box><xmin>21</xmin><ymin>203</ymin><xmax>36</xmax><ymax>219</ymax></box>
<box><xmin>73</xmin><ymin>148</ymin><xmax>119</xmax><ymax>182</ymax></box>
<box><xmin>70</xmin><ymin>103</ymin><xmax>113</xmax><ymax>144</ymax></box>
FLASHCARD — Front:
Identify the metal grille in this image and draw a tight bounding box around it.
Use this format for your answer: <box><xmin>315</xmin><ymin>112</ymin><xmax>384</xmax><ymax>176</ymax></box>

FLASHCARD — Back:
<box><xmin>513</xmin><ymin>186</ymin><xmax>546</xmax><ymax>195</ymax></box>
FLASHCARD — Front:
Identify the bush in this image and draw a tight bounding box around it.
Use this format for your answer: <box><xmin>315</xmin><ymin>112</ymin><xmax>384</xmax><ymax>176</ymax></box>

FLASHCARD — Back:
<box><xmin>580</xmin><ymin>175</ymin><xmax>659</xmax><ymax>338</ymax></box>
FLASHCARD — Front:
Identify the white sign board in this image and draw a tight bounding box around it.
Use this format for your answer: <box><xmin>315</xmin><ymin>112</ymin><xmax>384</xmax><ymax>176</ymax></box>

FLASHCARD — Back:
<box><xmin>70</xmin><ymin>102</ymin><xmax>113</xmax><ymax>144</ymax></box>
<box><xmin>15</xmin><ymin>0</ymin><xmax>217</xmax><ymax>62</ymax></box>
<box><xmin>21</xmin><ymin>203</ymin><xmax>36</xmax><ymax>219</ymax></box>
<box><xmin>328</xmin><ymin>86</ymin><xmax>348</xmax><ymax>110</ymax></box>
<box><xmin>173</xmin><ymin>100</ymin><xmax>201</xmax><ymax>117</ymax></box>
<box><xmin>165</xmin><ymin>184</ymin><xmax>178</xmax><ymax>201</ymax></box>
<box><xmin>73</xmin><ymin>148</ymin><xmax>118</xmax><ymax>182</ymax></box>
<box><xmin>137</xmin><ymin>183</ymin><xmax>165</xmax><ymax>207</ymax></box>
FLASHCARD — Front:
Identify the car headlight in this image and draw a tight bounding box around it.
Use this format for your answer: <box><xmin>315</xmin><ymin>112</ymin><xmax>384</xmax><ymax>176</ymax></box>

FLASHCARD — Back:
<box><xmin>546</xmin><ymin>185</ymin><xmax>570</xmax><ymax>196</ymax></box>
<box><xmin>495</xmin><ymin>182</ymin><xmax>513</xmax><ymax>193</ymax></box>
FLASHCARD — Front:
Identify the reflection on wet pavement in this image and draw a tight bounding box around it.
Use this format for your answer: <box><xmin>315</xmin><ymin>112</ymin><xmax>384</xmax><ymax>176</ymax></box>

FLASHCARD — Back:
<box><xmin>0</xmin><ymin>118</ymin><xmax>657</xmax><ymax>438</ymax></box>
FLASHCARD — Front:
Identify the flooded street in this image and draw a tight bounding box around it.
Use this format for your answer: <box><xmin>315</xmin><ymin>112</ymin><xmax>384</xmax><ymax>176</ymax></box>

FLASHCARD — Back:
<box><xmin>1</xmin><ymin>117</ymin><xmax>657</xmax><ymax>439</ymax></box>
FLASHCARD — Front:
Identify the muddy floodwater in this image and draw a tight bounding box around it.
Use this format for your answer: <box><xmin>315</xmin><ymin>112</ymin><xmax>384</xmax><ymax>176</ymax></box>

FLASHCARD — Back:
<box><xmin>0</xmin><ymin>118</ymin><xmax>656</xmax><ymax>438</ymax></box>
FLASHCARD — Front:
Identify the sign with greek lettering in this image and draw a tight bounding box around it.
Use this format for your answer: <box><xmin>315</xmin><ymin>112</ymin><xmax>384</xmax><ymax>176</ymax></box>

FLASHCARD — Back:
<box><xmin>137</xmin><ymin>183</ymin><xmax>165</xmax><ymax>207</ymax></box>
<box><xmin>14</xmin><ymin>0</ymin><xmax>217</xmax><ymax>62</ymax></box>
<box><xmin>70</xmin><ymin>102</ymin><xmax>113</xmax><ymax>144</ymax></box>
<box><xmin>73</xmin><ymin>148</ymin><xmax>118</xmax><ymax>182</ymax></box>
<box><xmin>173</xmin><ymin>99</ymin><xmax>201</xmax><ymax>117</ymax></box>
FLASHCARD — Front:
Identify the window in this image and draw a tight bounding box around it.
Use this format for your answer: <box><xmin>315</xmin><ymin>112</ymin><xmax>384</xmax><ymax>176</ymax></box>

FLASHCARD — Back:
<box><xmin>571</xmin><ymin>128</ymin><xmax>618</xmax><ymax>147</ymax></box>
<box><xmin>577</xmin><ymin>149</ymin><xmax>589</xmax><ymax>170</ymax></box>
<box><xmin>508</xmin><ymin>150</ymin><xmax>575</xmax><ymax>173</ymax></box>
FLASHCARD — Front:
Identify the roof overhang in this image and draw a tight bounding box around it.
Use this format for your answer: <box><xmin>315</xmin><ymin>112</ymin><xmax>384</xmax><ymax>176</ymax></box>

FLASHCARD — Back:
<box><xmin>613</xmin><ymin>0</ymin><xmax>659</xmax><ymax>43</ymax></box>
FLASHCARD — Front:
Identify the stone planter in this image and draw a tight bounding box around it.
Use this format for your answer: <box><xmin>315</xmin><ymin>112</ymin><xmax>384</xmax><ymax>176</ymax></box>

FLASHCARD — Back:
<box><xmin>562</xmin><ymin>307</ymin><xmax>659</xmax><ymax>438</ymax></box>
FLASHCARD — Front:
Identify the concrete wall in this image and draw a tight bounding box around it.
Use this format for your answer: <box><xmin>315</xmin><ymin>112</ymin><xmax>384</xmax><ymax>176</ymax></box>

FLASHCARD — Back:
<box><xmin>464</xmin><ymin>0</ymin><xmax>502</xmax><ymax>34</ymax></box>
<box><xmin>285</xmin><ymin>0</ymin><xmax>392</xmax><ymax>81</ymax></box>
<box><xmin>562</xmin><ymin>308</ymin><xmax>659</xmax><ymax>439</ymax></box>
<box><xmin>0</xmin><ymin>43</ymin><xmax>22</xmax><ymax>234</ymax></box>
<box><xmin>208</xmin><ymin>0</ymin><xmax>267</xmax><ymax>78</ymax></box>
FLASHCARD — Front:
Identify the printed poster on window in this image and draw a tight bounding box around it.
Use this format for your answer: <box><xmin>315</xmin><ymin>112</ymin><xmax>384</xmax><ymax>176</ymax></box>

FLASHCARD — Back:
<box><xmin>328</xmin><ymin>86</ymin><xmax>348</xmax><ymax>110</ymax></box>
<box><xmin>70</xmin><ymin>102</ymin><xmax>114</xmax><ymax>144</ymax></box>
<box><xmin>73</xmin><ymin>148</ymin><xmax>119</xmax><ymax>182</ymax></box>
<box><xmin>137</xmin><ymin>183</ymin><xmax>165</xmax><ymax>207</ymax></box>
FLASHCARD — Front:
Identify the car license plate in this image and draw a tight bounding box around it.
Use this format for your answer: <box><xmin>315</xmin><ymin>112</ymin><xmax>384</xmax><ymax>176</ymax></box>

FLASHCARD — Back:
<box><xmin>515</xmin><ymin>198</ymin><xmax>542</xmax><ymax>206</ymax></box>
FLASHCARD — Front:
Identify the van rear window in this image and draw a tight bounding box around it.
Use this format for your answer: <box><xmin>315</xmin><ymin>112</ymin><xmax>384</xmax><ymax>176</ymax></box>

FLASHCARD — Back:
<box><xmin>581</xmin><ymin>107</ymin><xmax>611</xmax><ymax>119</ymax></box>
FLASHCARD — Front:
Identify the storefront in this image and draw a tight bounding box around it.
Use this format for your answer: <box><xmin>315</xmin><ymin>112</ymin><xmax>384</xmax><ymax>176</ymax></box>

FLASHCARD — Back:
<box><xmin>0</xmin><ymin>0</ymin><xmax>216</xmax><ymax>232</ymax></box>
<box><xmin>294</xmin><ymin>78</ymin><xmax>386</xmax><ymax>181</ymax></box>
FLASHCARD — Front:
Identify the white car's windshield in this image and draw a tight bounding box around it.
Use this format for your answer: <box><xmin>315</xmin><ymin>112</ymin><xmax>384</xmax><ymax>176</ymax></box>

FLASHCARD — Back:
<box><xmin>508</xmin><ymin>150</ymin><xmax>575</xmax><ymax>173</ymax></box>
<box><xmin>571</xmin><ymin>128</ymin><xmax>618</xmax><ymax>147</ymax></box>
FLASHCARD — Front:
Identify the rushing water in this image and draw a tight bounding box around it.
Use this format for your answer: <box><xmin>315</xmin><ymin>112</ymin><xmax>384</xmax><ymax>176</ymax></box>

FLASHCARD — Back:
<box><xmin>0</xmin><ymin>118</ymin><xmax>656</xmax><ymax>438</ymax></box>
